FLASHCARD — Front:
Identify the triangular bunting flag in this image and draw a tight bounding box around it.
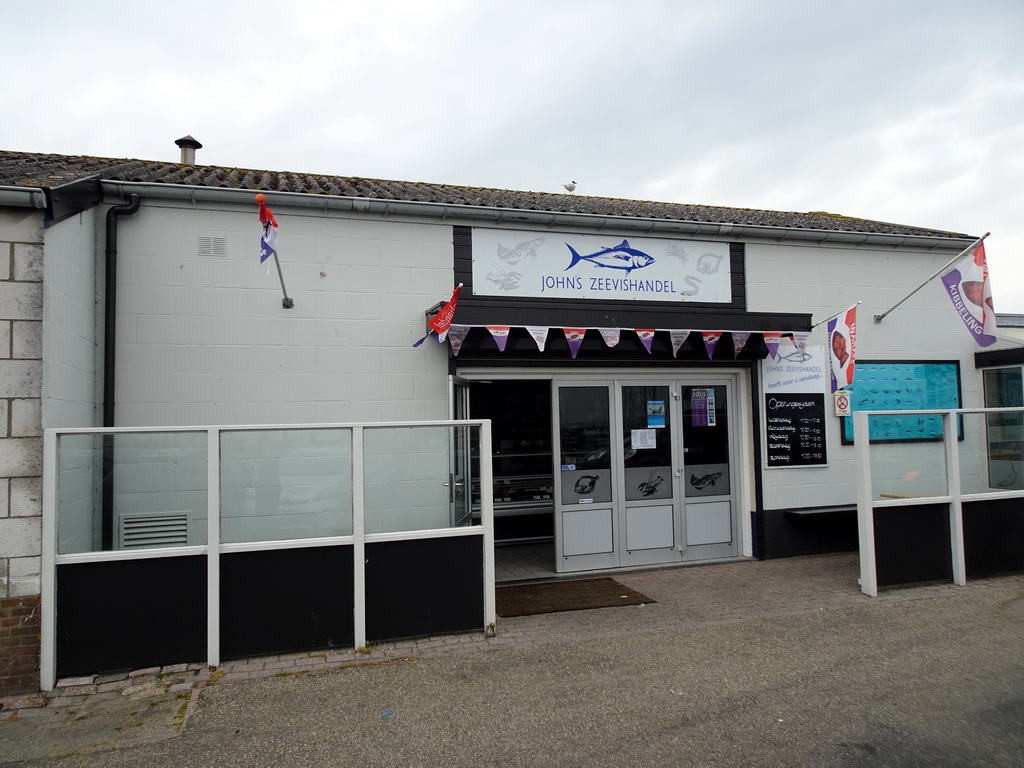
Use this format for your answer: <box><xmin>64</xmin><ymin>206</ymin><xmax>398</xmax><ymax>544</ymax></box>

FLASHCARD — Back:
<box><xmin>598</xmin><ymin>328</ymin><xmax>620</xmax><ymax>348</ymax></box>
<box><xmin>670</xmin><ymin>330</ymin><xmax>690</xmax><ymax>357</ymax></box>
<box><xmin>563</xmin><ymin>328</ymin><xmax>586</xmax><ymax>359</ymax></box>
<box><xmin>447</xmin><ymin>325</ymin><xmax>471</xmax><ymax>356</ymax></box>
<box><xmin>732</xmin><ymin>331</ymin><xmax>751</xmax><ymax>356</ymax></box>
<box><xmin>702</xmin><ymin>331</ymin><xmax>722</xmax><ymax>359</ymax></box>
<box><xmin>791</xmin><ymin>332</ymin><xmax>810</xmax><ymax>361</ymax></box>
<box><xmin>526</xmin><ymin>327</ymin><xmax>549</xmax><ymax>351</ymax></box>
<box><xmin>486</xmin><ymin>326</ymin><xmax>511</xmax><ymax>352</ymax></box>
<box><xmin>762</xmin><ymin>332</ymin><xmax>783</xmax><ymax>360</ymax></box>
<box><xmin>635</xmin><ymin>329</ymin><xmax>656</xmax><ymax>354</ymax></box>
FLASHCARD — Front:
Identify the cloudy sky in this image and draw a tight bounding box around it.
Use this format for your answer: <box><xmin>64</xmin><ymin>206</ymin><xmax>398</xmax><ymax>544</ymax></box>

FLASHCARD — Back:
<box><xmin>5</xmin><ymin>0</ymin><xmax>1023</xmax><ymax>309</ymax></box>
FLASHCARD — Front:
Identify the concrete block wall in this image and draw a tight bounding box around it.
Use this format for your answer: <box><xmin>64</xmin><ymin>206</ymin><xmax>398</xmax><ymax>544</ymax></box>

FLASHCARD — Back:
<box><xmin>0</xmin><ymin>209</ymin><xmax>45</xmax><ymax>694</ymax></box>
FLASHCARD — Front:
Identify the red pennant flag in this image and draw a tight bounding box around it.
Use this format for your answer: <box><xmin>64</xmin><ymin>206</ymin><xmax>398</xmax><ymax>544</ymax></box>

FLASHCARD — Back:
<box><xmin>414</xmin><ymin>284</ymin><xmax>463</xmax><ymax>346</ymax></box>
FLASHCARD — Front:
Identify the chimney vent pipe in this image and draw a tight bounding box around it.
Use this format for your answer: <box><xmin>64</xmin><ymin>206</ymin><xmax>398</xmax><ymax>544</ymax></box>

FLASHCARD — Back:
<box><xmin>174</xmin><ymin>135</ymin><xmax>203</xmax><ymax>165</ymax></box>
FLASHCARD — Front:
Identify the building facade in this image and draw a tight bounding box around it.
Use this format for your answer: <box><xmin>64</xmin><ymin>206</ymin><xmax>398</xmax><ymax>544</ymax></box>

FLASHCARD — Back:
<box><xmin>0</xmin><ymin>146</ymin><xmax>1006</xmax><ymax>693</ymax></box>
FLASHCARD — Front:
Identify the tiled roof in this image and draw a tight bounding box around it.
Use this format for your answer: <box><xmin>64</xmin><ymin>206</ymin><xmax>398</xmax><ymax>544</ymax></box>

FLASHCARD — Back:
<box><xmin>0</xmin><ymin>149</ymin><xmax>969</xmax><ymax>239</ymax></box>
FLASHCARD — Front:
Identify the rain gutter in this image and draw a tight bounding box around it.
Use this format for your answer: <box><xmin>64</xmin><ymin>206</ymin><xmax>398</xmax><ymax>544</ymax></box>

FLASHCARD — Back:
<box><xmin>98</xmin><ymin>180</ymin><xmax>976</xmax><ymax>253</ymax></box>
<box><xmin>0</xmin><ymin>186</ymin><xmax>48</xmax><ymax>209</ymax></box>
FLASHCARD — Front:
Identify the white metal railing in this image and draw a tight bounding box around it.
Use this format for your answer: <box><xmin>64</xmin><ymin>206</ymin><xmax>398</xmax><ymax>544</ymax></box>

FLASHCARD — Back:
<box><xmin>41</xmin><ymin>419</ymin><xmax>494</xmax><ymax>690</ymax></box>
<box><xmin>854</xmin><ymin>407</ymin><xmax>1024</xmax><ymax>596</ymax></box>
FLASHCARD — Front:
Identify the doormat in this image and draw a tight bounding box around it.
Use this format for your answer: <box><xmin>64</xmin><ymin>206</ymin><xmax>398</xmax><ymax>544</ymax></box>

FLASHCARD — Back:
<box><xmin>495</xmin><ymin>577</ymin><xmax>655</xmax><ymax>617</ymax></box>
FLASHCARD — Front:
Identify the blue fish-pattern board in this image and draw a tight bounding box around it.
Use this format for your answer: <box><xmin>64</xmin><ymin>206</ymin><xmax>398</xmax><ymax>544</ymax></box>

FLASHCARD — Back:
<box><xmin>842</xmin><ymin>362</ymin><xmax>961</xmax><ymax>443</ymax></box>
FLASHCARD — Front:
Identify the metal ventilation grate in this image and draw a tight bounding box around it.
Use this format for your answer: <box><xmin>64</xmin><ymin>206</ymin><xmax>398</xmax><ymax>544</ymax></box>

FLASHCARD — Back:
<box><xmin>118</xmin><ymin>511</ymin><xmax>189</xmax><ymax>550</ymax></box>
<box><xmin>197</xmin><ymin>236</ymin><xmax>227</xmax><ymax>257</ymax></box>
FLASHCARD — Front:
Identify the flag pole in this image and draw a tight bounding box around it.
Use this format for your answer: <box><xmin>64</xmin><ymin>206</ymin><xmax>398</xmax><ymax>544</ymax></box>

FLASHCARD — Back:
<box><xmin>272</xmin><ymin>252</ymin><xmax>294</xmax><ymax>309</ymax></box>
<box><xmin>873</xmin><ymin>232</ymin><xmax>989</xmax><ymax>324</ymax></box>
<box><xmin>811</xmin><ymin>301</ymin><xmax>861</xmax><ymax>329</ymax></box>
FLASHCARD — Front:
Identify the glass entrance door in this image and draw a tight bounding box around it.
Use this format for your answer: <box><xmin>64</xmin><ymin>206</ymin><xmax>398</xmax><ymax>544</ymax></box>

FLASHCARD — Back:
<box><xmin>551</xmin><ymin>376</ymin><xmax>739</xmax><ymax>573</ymax></box>
<box><xmin>555</xmin><ymin>385</ymin><xmax>616</xmax><ymax>571</ymax></box>
<box><xmin>680</xmin><ymin>384</ymin><xmax>736</xmax><ymax>558</ymax></box>
<box><xmin>620</xmin><ymin>384</ymin><xmax>678</xmax><ymax>567</ymax></box>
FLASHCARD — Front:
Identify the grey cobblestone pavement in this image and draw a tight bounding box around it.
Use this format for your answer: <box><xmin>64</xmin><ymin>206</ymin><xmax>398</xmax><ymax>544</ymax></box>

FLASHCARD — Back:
<box><xmin>2</xmin><ymin>553</ymin><xmax>1022</xmax><ymax>766</ymax></box>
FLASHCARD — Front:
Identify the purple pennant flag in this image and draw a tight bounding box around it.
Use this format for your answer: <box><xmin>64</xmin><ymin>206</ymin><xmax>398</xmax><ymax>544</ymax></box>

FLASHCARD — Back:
<box><xmin>762</xmin><ymin>332</ymin><xmax>783</xmax><ymax>360</ymax></box>
<box><xmin>486</xmin><ymin>326</ymin><xmax>511</xmax><ymax>352</ymax></box>
<box><xmin>732</xmin><ymin>331</ymin><xmax>751</xmax><ymax>356</ymax></box>
<box><xmin>670</xmin><ymin>330</ymin><xmax>690</xmax><ymax>356</ymax></box>
<box><xmin>447</xmin><ymin>325</ymin><xmax>471</xmax><ymax>356</ymax></box>
<box><xmin>563</xmin><ymin>328</ymin><xmax>586</xmax><ymax>359</ymax></box>
<box><xmin>635</xmin><ymin>329</ymin><xmax>656</xmax><ymax>354</ymax></box>
<box><xmin>526</xmin><ymin>327</ymin><xmax>549</xmax><ymax>351</ymax></box>
<box><xmin>702</xmin><ymin>331</ymin><xmax>722</xmax><ymax>359</ymax></box>
<box><xmin>597</xmin><ymin>328</ymin><xmax>620</xmax><ymax>348</ymax></box>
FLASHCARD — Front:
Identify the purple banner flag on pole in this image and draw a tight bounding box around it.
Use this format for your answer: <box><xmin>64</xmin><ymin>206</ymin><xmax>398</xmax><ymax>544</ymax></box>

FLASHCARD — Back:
<box><xmin>826</xmin><ymin>305</ymin><xmax>858</xmax><ymax>392</ymax></box>
<box><xmin>702</xmin><ymin>331</ymin><xmax>722</xmax><ymax>359</ymax></box>
<box><xmin>670</xmin><ymin>330</ymin><xmax>690</xmax><ymax>357</ymax></box>
<box><xmin>563</xmin><ymin>328</ymin><xmax>586</xmax><ymax>359</ymax></box>
<box><xmin>635</xmin><ymin>329</ymin><xmax>655</xmax><ymax>354</ymax></box>
<box><xmin>940</xmin><ymin>242</ymin><xmax>997</xmax><ymax>347</ymax></box>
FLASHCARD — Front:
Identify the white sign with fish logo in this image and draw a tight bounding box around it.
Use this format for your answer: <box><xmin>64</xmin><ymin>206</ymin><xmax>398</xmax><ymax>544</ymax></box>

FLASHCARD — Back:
<box><xmin>471</xmin><ymin>228</ymin><xmax>731</xmax><ymax>303</ymax></box>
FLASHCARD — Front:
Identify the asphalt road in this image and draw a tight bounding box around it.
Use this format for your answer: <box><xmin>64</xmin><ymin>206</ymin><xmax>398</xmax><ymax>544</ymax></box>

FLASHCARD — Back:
<box><xmin>3</xmin><ymin>576</ymin><xmax>1023</xmax><ymax>767</ymax></box>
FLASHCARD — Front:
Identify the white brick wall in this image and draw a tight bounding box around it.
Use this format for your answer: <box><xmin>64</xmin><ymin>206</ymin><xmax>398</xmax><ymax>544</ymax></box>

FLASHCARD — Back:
<box><xmin>0</xmin><ymin>210</ymin><xmax>44</xmax><ymax>598</ymax></box>
<box><xmin>746</xmin><ymin>240</ymin><xmax>983</xmax><ymax>511</ymax></box>
<box><xmin>113</xmin><ymin>201</ymin><xmax>453</xmax><ymax>428</ymax></box>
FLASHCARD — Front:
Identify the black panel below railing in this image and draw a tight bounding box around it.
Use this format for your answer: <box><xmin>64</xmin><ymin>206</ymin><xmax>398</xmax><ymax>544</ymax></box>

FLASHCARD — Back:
<box><xmin>56</xmin><ymin>556</ymin><xmax>206</xmax><ymax>678</ymax></box>
<box><xmin>220</xmin><ymin>546</ymin><xmax>355</xmax><ymax>660</ymax></box>
<box><xmin>365</xmin><ymin>537</ymin><xmax>484</xmax><ymax>642</ymax></box>
<box><xmin>964</xmin><ymin>498</ymin><xmax>1024</xmax><ymax>578</ymax></box>
<box><xmin>873</xmin><ymin>504</ymin><xmax>952</xmax><ymax>588</ymax></box>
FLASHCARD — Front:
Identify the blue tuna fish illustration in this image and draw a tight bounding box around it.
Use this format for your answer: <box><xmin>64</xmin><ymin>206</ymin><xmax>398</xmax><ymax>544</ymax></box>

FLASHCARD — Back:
<box><xmin>564</xmin><ymin>239</ymin><xmax>655</xmax><ymax>273</ymax></box>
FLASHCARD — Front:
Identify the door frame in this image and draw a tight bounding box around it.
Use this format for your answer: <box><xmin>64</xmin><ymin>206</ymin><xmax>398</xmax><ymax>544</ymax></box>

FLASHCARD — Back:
<box><xmin>455</xmin><ymin>367</ymin><xmax>755</xmax><ymax>570</ymax></box>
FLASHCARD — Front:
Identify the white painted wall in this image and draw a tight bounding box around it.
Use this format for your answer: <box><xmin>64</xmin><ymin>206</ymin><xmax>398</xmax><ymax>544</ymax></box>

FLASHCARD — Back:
<box><xmin>42</xmin><ymin>209</ymin><xmax>100</xmax><ymax>429</ymax></box>
<box><xmin>747</xmin><ymin>240</ymin><xmax>983</xmax><ymax>510</ymax></box>
<box><xmin>113</xmin><ymin>199</ymin><xmax>453</xmax><ymax>427</ymax></box>
<box><xmin>102</xmin><ymin>198</ymin><xmax>454</xmax><ymax>543</ymax></box>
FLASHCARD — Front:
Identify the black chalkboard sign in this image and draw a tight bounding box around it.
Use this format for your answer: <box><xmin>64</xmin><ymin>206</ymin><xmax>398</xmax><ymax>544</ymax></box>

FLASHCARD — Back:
<box><xmin>764</xmin><ymin>393</ymin><xmax>827</xmax><ymax>467</ymax></box>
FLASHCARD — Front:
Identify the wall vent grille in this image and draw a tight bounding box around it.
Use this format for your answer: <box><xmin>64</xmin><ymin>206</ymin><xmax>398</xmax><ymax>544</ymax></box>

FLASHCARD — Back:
<box><xmin>197</xmin><ymin>236</ymin><xmax>227</xmax><ymax>257</ymax></box>
<box><xmin>118</xmin><ymin>511</ymin><xmax>189</xmax><ymax>550</ymax></box>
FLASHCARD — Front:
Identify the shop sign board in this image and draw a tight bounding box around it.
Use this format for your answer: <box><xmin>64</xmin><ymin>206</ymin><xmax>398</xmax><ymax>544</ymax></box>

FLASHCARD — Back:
<box><xmin>762</xmin><ymin>345</ymin><xmax>828</xmax><ymax>467</ymax></box>
<box><xmin>471</xmin><ymin>228</ymin><xmax>731</xmax><ymax>303</ymax></box>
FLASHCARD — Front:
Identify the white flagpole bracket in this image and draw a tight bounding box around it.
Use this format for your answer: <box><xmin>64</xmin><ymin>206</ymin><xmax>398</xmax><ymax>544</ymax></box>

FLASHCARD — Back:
<box><xmin>873</xmin><ymin>233</ymin><xmax>989</xmax><ymax>324</ymax></box>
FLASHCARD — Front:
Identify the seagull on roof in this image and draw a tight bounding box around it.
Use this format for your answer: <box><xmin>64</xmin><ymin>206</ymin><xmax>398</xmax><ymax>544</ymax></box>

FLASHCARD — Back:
<box><xmin>563</xmin><ymin>180</ymin><xmax>577</xmax><ymax>194</ymax></box>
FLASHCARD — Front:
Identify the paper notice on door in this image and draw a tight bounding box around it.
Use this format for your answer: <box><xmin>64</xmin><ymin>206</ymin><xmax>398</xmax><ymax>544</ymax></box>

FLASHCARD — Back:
<box><xmin>631</xmin><ymin>429</ymin><xmax>657</xmax><ymax>450</ymax></box>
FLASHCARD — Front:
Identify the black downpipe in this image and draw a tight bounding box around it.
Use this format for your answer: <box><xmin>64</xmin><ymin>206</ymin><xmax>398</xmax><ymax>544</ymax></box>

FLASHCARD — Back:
<box><xmin>101</xmin><ymin>195</ymin><xmax>141</xmax><ymax>550</ymax></box>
